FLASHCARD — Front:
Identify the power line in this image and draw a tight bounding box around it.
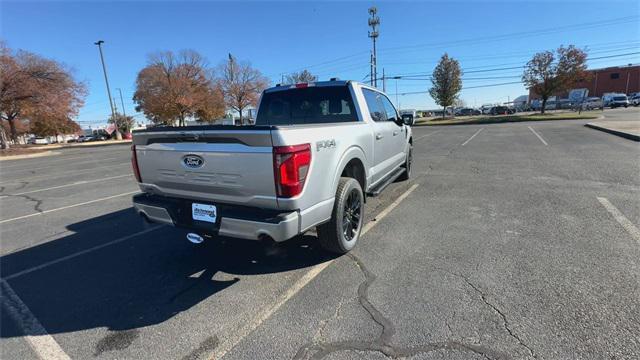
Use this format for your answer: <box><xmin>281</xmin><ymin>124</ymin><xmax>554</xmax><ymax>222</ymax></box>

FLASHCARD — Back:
<box><xmin>279</xmin><ymin>15</ymin><xmax>638</xmax><ymax>75</ymax></box>
<box><xmin>384</xmin><ymin>51</ymin><xmax>640</xmax><ymax>79</ymax></box>
<box><xmin>378</xmin><ymin>16</ymin><xmax>639</xmax><ymax>54</ymax></box>
<box><xmin>390</xmin><ymin>81</ymin><xmax>524</xmax><ymax>96</ymax></box>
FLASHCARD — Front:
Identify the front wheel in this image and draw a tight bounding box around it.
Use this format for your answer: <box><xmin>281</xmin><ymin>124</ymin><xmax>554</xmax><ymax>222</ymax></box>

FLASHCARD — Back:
<box><xmin>317</xmin><ymin>177</ymin><xmax>364</xmax><ymax>254</ymax></box>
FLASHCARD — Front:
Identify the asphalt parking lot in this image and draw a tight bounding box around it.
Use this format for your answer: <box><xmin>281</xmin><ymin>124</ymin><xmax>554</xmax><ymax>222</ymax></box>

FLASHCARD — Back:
<box><xmin>1</xmin><ymin>107</ymin><xmax>639</xmax><ymax>360</ymax></box>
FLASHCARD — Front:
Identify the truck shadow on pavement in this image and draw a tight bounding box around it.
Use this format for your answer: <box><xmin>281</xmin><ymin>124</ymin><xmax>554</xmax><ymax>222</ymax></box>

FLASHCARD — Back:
<box><xmin>0</xmin><ymin>208</ymin><xmax>335</xmax><ymax>343</ymax></box>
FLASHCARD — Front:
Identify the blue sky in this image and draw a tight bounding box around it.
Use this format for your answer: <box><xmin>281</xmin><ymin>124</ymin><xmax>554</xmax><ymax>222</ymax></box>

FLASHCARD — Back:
<box><xmin>2</xmin><ymin>0</ymin><xmax>639</xmax><ymax>126</ymax></box>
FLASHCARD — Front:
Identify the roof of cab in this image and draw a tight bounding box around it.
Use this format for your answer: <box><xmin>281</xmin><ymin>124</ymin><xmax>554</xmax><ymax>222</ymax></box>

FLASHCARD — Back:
<box><xmin>264</xmin><ymin>79</ymin><xmax>352</xmax><ymax>93</ymax></box>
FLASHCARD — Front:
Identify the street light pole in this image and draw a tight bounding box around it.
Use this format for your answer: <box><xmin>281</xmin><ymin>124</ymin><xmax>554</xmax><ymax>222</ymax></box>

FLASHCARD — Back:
<box><xmin>94</xmin><ymin>40</ymin><xmax>122</xmax><ymax>140</ymax></box>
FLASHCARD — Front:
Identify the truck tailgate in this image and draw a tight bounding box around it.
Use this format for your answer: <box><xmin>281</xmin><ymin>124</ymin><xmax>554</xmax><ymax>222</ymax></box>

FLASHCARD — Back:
<box><xmin>134</xmin><ymin>128</ymin><xmax>278</xmax><ymax>208</ymax></box>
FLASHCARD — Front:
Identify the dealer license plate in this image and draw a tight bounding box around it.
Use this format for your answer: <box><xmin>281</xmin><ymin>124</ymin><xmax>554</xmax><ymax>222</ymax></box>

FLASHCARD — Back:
<box><xmin>192</xmin><ymin>203</ymin><xmax>217</xmax><ymax>223</ymax></box>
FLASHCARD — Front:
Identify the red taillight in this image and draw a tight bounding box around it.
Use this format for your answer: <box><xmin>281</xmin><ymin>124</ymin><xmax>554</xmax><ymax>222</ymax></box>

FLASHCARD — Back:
<box><xmin>273</xmin><ymin>144</ymin><xmax>311</xmax><ymax>198</ymax></box>
<box><xmin>295</xmin><ymin>83</ymin><xmax>308</xmax><ymax>88</ymax></box>
<box><xmin>131</xmin><ymin>145</ymin><xmax>142</xmax><ymax>183</ymax></box>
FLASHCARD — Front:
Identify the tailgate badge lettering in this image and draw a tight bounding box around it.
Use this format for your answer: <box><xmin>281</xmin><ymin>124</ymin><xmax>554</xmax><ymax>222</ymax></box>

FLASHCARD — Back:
<box><xmin>182</xmin><ymin>155</ymin><xmax>204</xmax><ymax>168</ymax></box>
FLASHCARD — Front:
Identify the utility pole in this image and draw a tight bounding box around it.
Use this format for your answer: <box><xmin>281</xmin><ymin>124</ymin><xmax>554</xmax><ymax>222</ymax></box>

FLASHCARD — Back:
<box><xmin>117</xmin><ymin>88</ymin><xmax>127</xmax><ymax>117</ymax></box>
<box><xmin>94</xmin><ymin>40</ymin><xmax>121</xmax><ymax>140</ymax></box>
<box><xmin>395</xmin><ymin>78</ymin><xmax>399</xmax><ymax>108</ymax></box>
<box><xmin>625</xmin><ymin>72</ymin><xmax>631</xmax><ymax>94</ymax></box>
<box><xmin>368</xmin><ymin>7</ymin><xmax>379</xmax><ymax>88</ymax></box>
<box><xmin>382</xmin><ymin>68</ymin><xmax>386</xmax><ymax>92</ymax></box>
<box><xmin>228</xmin><ymin>53</ymin><xmax>239</xmax><ymax>124</ymax></box>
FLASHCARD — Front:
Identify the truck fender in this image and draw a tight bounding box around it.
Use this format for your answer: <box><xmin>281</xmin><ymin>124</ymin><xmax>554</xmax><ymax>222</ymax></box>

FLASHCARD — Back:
<box><xmin>332</xmin><ymin>146</ymin><xmax>369</xmax><ymax>195</ymax></box>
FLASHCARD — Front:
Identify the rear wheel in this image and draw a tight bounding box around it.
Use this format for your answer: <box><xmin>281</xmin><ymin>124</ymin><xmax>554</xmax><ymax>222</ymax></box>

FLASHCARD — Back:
<box><xmin>317</xmin><ymin>177</ymin><xmax>364</xmax><ymax>254</ymax></box>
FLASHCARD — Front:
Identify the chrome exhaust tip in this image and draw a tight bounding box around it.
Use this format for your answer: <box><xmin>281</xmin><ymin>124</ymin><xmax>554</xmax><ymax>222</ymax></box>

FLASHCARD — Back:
<box><xmin>186</xmin><ymin>233</ymin><xmax>204</xmax><ymax>244</ymax></box>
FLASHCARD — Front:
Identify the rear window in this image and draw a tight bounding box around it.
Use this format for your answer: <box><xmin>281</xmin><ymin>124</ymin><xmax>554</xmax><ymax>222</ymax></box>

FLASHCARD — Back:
<box><xmin>614</xmin><ymin>96</ymin><xmax>627</xmax><ymax>101</ymax></box>
<box><xmin>256</xmin><ymin>86</ymin><xmax>357</xmax><ymax>125</ymax></box>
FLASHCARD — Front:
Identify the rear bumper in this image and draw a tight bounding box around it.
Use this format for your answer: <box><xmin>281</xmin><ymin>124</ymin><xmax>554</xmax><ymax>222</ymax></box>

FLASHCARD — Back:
<box><xmin>132</xmin><ymin>193</ymin><xmax>300</xmax><ymax>242</ymax></box>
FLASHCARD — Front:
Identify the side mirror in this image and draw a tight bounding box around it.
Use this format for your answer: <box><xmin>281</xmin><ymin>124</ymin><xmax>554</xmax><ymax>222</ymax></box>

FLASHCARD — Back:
<box><xmin>401</xmin><ymin>114</ymin><xmax>415</xmax><ymax>126</ymax></box>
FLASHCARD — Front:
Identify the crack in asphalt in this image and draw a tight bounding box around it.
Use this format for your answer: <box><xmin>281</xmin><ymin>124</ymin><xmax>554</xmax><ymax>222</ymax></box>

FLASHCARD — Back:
<box><xmin>4</xmin><ymin>193</ymin><xmax>44</xmax><ymax>213</ymax></box>
<box><xmin>14</xmin><ymin>181</ymin><xmax>29</xmax><ymax>191</ymax></box>
<box><xmin>293</xmin><ymin>254</ymin><xmax>507</xmax><ymax>360</ymax></box>
<box><xmin>312</xmin><ymin>293</ymin><xmax>352</xmax><ymax>343</ymax></box>
<box><xmin>292</xmin><ymin>134</ymin><xmax>513</xmax><ymax>359</ymax></box>
<box><xmin>434</xmin><ymin>267</ymin><xmax>537</xmax><ymax>359</ymax></box>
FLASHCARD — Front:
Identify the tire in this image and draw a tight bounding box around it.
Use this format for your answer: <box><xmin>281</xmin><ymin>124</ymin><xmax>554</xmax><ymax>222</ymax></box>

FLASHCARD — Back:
<box><xmin>317</xmin><ymin>177</ymin><xmax>364</xmax><ymax>254</ymax></box>
<box><xmin>397</xmin><ymin>143</ymin><xmax>412</xmax><ymax>181</ymax></box>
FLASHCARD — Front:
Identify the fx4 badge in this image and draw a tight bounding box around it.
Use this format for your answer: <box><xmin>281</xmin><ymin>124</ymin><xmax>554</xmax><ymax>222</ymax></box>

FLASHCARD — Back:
<box><xmin>316</xmin><ymin>139</ymin><xmax>336</xmax><ymax>151</ymax></box>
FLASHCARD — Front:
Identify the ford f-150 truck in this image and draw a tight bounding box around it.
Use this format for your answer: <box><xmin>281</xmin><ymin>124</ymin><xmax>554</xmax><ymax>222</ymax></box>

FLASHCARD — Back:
<box><xmin>132</xmin><ymin>80</ymin><xmax>413</xmax><ymax>253</ymax></box>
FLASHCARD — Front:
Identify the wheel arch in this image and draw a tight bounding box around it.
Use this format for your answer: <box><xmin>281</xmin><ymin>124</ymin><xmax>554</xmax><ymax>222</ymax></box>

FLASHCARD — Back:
<box><xmin>333</xmin><ymin>146</ymin><xmax>368</xmax><ymax>194</ymax></box>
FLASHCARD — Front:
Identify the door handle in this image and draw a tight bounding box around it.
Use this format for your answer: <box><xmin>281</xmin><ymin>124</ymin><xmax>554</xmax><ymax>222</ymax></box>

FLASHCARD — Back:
<box><xmin>393</xmin><ymin>131</ymin><xmax>399</xmax><ymax>136</ymax></box>
<box><xmin>376</xmin><ymin>133</ymin><xmax>383</xmax><ymax>140</ymax></box>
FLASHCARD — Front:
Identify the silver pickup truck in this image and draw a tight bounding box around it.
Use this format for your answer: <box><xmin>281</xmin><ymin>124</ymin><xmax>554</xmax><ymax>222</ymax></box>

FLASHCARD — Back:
<box><xmin>132</xmin><ymin>80</ymin><xmax>413</xmax><ymax>253</ymax></box>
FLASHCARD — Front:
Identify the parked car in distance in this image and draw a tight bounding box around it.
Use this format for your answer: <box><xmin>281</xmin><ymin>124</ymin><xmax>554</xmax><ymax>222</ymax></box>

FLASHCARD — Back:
<box><xmin>29</xmin><ymin>137</ymin><xmax>49</xmax><ymax>145</ymax></box>
<box><xmin>455</xmin><ymin>108</ymin><xmax>481</xmax><ymax>116</ymax></box>
<box><xmin>489</xmin><ymin>106</ymin><xmax>514</xmax><ymax>115</ymax></box>
<box><xmin>132</xmin><ymin>80</ymin><xmax>413</xmax><ymax>254</ymax></box>
<box><xmin>581</xmin><ymin>97</ymin><xmax>604</xmax><ymax>110</ymax></box>
<box><xmin>77</xmin><ymin>135</ymin><xmax>95</xmax><ymax>142</ymax></box>
<box><xmin>630</xmin><ymin>94</ymin><xmax>640</xmax><ymax>106</ymax></box>
<box><xmin>603</xmin><ymin>93</ymin><xmax>629</xmax><ymax>108</ymax></box>
<box><xmin>399</xmin><ymin>109</ymin><xmax>417</xmax><ymax>120</ymax></box>
<box><xmin>480</xmin><ymin>104</ymin><xmax>493</xmax><ymax>114</ymax></box>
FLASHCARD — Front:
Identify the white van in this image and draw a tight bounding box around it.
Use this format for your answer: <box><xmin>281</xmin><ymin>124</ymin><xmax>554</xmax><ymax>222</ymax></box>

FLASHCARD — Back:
<box><xmin>602</xmin><ymin>93</ymin><xmax>629</xmax><ymax>108</ymax></box>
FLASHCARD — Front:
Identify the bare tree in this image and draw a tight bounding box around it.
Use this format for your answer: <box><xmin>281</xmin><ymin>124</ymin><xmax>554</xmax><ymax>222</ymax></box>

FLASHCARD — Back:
<box><xmin>285</xmin><ymin>69</ymin><xmax>317</xmax><ymax>84</ymax></box>
<box><xmin>453</xmin><ymin>98</ymin><xmax>466</xmax><ymax>108</ymax></box>
<box><xmin>0</xmin><ymin>42</ymin><xmax>86</xmax><ymax>148</ymax></box>
<box><xmin>133</xmin><ymin>50</ymin><xmax>225</xmax><ymax>126</ymax></box>
<box><xmin>429</xmin><ymin>53</ymin><xmax>463</xmax><ymax>119</ymax></box>
<box><xmin>522</xmin><ymin>45</ymin><xmax>588</xmax><ymax>114</ymax></box>
<box><xmin>218</xmin><ymin>55</ymin><xmax>270</xmax><ymax>125</ymax></box>
<box><xmin>108</xmin><ymin>113</ymin><xmax>135</xmax><ymax>134</ymax></box>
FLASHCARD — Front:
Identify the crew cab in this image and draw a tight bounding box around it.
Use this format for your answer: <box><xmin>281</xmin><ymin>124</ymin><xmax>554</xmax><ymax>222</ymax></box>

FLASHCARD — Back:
<box><xmin>131</xmin><ymin>80</ymin><xmax>413</xmax><ymax>253</ymax></box>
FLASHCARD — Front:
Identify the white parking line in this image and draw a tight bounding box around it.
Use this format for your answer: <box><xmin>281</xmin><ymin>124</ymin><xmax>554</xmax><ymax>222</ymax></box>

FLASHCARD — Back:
<box><xmin>415</xmin><ymin>130</ymin><xmax>442</xmax><ymax>141</ymax></box>
<box><xmin>0</xmin><ymin>174</ymin><xmax>133</xmax><ymax>199</ymax></box>
<box><xmin>528</xmin><ymin>126</ymin><xmax>549</xmax><ymax>146</ymax></box>
<box><xmin>0</xmin><ymin>163</ymin><xmax>127</xmax><ymax>185</ymax></box>
<box><xmin>1</xmin><ymin>280</ymin><xmax>71</xmax><ymax>360</ymax></box>
<box><xmin>4</xmin><ymin>225</ymin><xmax>164</xmax><ymax>280</ymax></box>
<box><xmin>461</xmin><ymin>128</ymin><xmax>485</xmax><ymax>146</ymax></box>
<box><xmin>211</xmin><ymin>183</ymin><xmax>420</xmax><ymax>359</ymax></box>
<box><xmin>0</xmin><ymin>191</ymin><xmax>139</xmax><ymax>224</ymax></box>
<box><xmin>6</xmin><ymin>156</ymin><xmax>125</xmax><ymax>174</ymax></box>
<box><xmin>597</xmin><ymin>197</ymin><xmax>640</xmax><ymax>244</ymax></box>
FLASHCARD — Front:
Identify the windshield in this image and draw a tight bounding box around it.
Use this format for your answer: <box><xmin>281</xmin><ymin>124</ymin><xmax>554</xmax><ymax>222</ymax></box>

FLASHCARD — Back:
<box><xmin>614</xmin><ymin>96</ymin><xmax>627</xmax><ymax>101</ymax></box>
<box><xmin>256</xmin><ymin>86</ymin><xmax>357</xmax><ymax>125</ymax></box>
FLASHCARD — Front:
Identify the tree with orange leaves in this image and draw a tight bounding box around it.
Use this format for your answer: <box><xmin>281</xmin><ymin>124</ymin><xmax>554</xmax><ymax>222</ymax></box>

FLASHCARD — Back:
<box><xmin>0</xmin><ymin>42</ymin><xmax>86</xmax><ymax>148</ymax></box>
<box><xmin>133</xmin><ymin>50</ymin><xmax>225</xmax><ymax>126</ymax></box>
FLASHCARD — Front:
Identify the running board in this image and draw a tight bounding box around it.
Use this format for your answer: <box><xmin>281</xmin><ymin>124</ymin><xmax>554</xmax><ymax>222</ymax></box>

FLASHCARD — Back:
<box><xmin>366</xmin><ymin>167</ymin><xmax>406</xmax><ymax>197</ymax></box>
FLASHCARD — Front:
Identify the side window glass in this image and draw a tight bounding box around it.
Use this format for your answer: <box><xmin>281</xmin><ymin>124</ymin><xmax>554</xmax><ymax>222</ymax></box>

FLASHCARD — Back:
<box><xmin>362</xmin><ymin>89</ymin><xmax>387</xmax><ymax>122</ymax></box>
<box><xmin>380</xmin><ymin>96</ymin><xmax>398</xmax><ymax>122</ymax></box>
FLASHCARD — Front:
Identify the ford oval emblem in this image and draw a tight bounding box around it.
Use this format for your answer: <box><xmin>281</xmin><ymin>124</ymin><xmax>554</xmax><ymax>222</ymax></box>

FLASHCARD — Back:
<box><xmin>182</xmin><ymin>154</ymin><xmax>204</xmax><ymax>168</ymax></box>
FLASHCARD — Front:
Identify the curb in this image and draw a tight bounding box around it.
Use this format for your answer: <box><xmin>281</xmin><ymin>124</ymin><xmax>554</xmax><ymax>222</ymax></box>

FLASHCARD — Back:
<box><xmin>585</xmin><ymin>123</ymin><xmax>640</xmax><ymax>142</ymax></box>
<box><xmin>414</xmin><ymin>115</ymin><xmax>600</xmax><ymax>127</ymax></box>
<box><xmin>28</xmin><ymin>140</ymin><xmax>132</xmax><ymax>150</ymax></box>
<box><xmin>0</xmin><ymin>150</ymin><xmax>59</xmax><ymax>161</ymax></box>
